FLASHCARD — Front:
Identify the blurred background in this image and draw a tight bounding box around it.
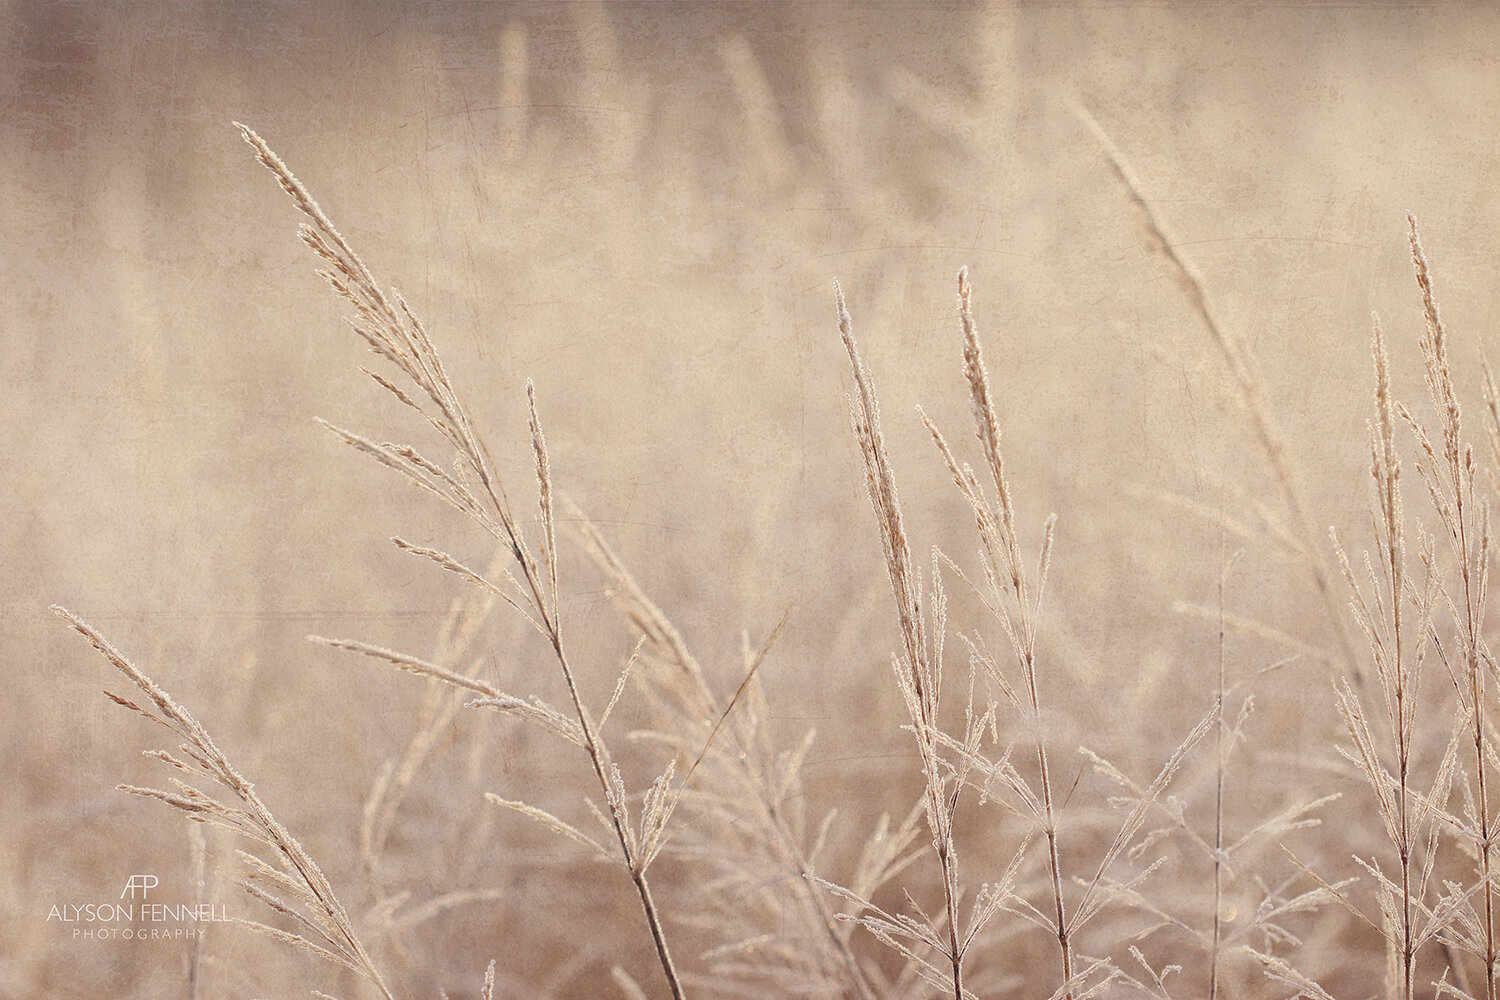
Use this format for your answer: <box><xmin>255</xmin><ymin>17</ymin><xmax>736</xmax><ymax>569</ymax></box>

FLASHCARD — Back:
<box><xmin>6</xmin><ymin>2</ymin><xmax>1500</xmax><ymax>996</ymax></box>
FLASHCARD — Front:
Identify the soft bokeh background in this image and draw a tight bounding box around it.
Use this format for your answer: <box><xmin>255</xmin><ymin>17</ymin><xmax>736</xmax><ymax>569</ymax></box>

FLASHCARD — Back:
<box><xmin>6</xmin><ymin>2</ymin><xmax>1500</xmax><ymax>997</ymax></box>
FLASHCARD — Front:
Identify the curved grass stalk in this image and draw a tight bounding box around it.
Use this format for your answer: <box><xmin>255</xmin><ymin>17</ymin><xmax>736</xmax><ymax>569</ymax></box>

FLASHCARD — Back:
<box><xmin>236</xmin><ymin>123</ymin><xmax>688</xmax><ymax>1000</ymax></box>
<box><xmin>1071</xmin><ymin>97</ymin><xmax>1361</xmax><ymax>683</ymax></box>
<box><xmin>53</xmin><ymin>606</ymin><xmax>398</xmax><ymax>1000</ymax></box>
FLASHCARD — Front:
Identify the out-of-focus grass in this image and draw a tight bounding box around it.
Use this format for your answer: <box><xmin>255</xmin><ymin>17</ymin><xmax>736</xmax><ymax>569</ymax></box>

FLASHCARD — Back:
<box><xmin>9</xmin><ymin>3</ymin><xmax>1500</xmax><ymax>996</ymax></box>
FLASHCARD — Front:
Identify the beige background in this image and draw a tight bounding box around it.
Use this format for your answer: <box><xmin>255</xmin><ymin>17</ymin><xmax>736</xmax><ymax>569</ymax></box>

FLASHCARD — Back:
<box><xmin>6</xmin><ymin>2</ymin><xmax>1500</xmax><ymax>997</ymax></box>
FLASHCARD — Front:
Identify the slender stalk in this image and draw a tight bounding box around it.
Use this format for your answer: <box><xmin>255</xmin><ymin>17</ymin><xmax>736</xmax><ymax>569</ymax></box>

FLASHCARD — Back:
<box><xmin>1459</xmin><ymin>443</ymin><xmax>1494</xmax><ymax>1000</ymax></box>
<box><xmin>576</xmin><ymin>518</ymin><xmax>878</xmax><ymax>1000</ymax></box>
<box><xmin>1376</xmin><ymin>314</ymin><xmax>1414</xmax><ymax>1000</ymax></box>
<box><xmin>770</xmin><ymin>801</ymin><xmax>880</xmax><ymax>1000</ymax></box>
<box><xmin>1408</xmin><ymin>219</ymin><xmax>1492</xmax><ymax>999</ymax></box>
<box><xmin>1397</xmin><ymin>676</ymin><xmax>1413</xmax><ymax>1000</ymax></box>
<box><xmin>487</xmin><ymin>401</ymin><xmax>689</xmax><ymax>1000</ymax></box>
<box><xmin>1072</xmin><ymin>98</ymin><xmax>1361</xmax><ymax>682</ymax></box>
<box><xmin>1452</xmin><ymin>422</ymin><xmax>1491</xmax><ymax>1000</ymax></box>
<box><xmin>954</xmin><ymin>268</ymin><xmax>1074</xmax><ymax>995</ymax></box>
<box><xmin>1387</xmin><ymin>338</ymin><xmax>1413</xmax><ymax>1000</ymax></box>
<box><xmin>706</xmin><ymin>781</ymin><xmax>876</xmax><ymax>1000</ymax></box>
<box><xmin>238</xmin><ymin>124</ymin><xmax>689</xmax><ymax>1000</ymax></box>
<box><xmin>837</xmin><ymin>284</ymin><xmax>969</xmax><ymax>1000</ymax></box>
<box><xmin>631</xmin><ymin>874</ymin><xmax>687</xmax><ymax>1000</ymax></box>
<box><xmin>1210</xmin><ymin>529</ymin><xmax>1226</xmax><ymax>1000</ymax></box>
<box><xmin>940</xmin><ymin>842</ymin><xmax>965</xmax><ymax>1000</ymax></box>
<box><xmin>1030</xmin><ymin>665</ymin><xmax>1074</xmax><ymax>993</ymax></box>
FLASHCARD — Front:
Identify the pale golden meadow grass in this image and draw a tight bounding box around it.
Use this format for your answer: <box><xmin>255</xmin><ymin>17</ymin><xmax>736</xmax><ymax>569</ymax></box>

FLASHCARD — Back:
<box><xmin>12</xmin><ymin>4</ymin><xmax>1500</xmax><ymax>999</ymax></box>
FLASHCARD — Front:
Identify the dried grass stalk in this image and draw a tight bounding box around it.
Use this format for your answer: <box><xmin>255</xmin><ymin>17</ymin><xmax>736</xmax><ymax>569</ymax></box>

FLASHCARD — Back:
<box><xmin>52</xmin><ymin>606</ymin><xmax>396</xmax><ymax>1000</ymax></box>
<box><xmin>236</xmin><ymin>123</ymin><xmax>688</xmax><ymax>1000</ymax></box>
